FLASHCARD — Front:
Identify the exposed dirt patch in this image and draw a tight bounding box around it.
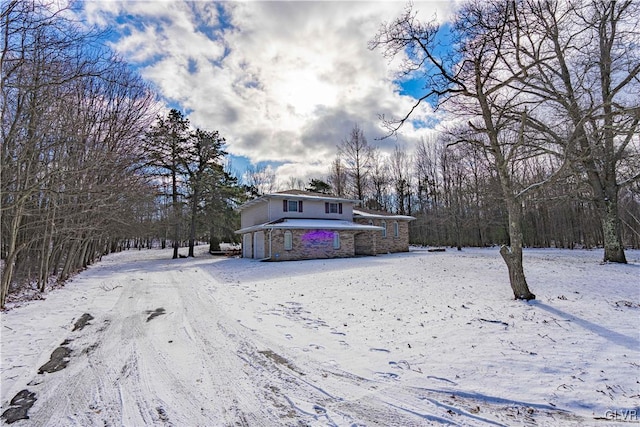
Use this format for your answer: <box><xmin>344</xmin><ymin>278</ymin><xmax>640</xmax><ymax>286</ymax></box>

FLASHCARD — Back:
<box><xmin>146</xmin><ymin>307</ymin><xmax>166</xmax><ymax>322</ymax></box>
<box><xmin>38</xmin><ymin>345</ymin><xmax>72</xmax><ymax>374</ymax></box>
<box><xmin>82</xmin><ymin>342</ymin><xmax>99</xmax><ymax>355</ymax></box>
<box><xmin>258</xmin><ymin>350</ymin><xmax>304</xmax><ymax>376</ymax></box>
<box><xmin>1</xmin><ymin>389</ymin><xmax>37</xmax><ymax>424</ymax></box>
<box><xmin>614</xmin><ymin>300</ymin><xmax>639</xmax><ymax>309</ymax></box>
<box><xmin>156</xmin><ymin>406</ymin><xmax>169</xmax><ymax>423</ymax></box>
<box><xmin>72</xmin><ymin>313</ymin><xmax>95</xmax><ymax>331</ymax></box>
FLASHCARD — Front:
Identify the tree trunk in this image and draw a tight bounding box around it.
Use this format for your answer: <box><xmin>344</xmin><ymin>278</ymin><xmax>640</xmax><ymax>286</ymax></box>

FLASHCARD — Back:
<box><xmin>38</xmin><ymin>220</ymin><xmax>54</xmax><ymax>292</ymax></box>
<box><xmin>172</xmin><ymin>167</ymin><xmax>180</xmax><ymax>259</ymax></box>
<box><xmin>498</xmin><ymin>192</ymin><xmax>536</xmax><ymax>300</ymax></box>
<box><xmin>0</xmin><ymin>206</ymin><xmax>24</xmax><ymax>308</ymax></box>
<box><xmin>500</xmin><ymin>207</ymin><xmax>535</xmax><ymax>300</ymax></box>
<box><xmin>600</xmin><ymin>197</ymin><xmax>627</xmax><ymax>263</ymax></box>
<box><xmin>500</xmin><ymin>245</ymin><xmax>535</xmax><ymax>300</ymax></box>
<box><xmin>209</xmin><ymin>231</ymin><xmax>221</xmax><ymax>253</ymax></box>
<box><xmin>596</xmin><ymin>3</ymin><xmax>628</xmax><ymax>264</ymax></box>
<box><xmin>188</xmin><ymin>187</ymin><xmax>198</xmax><ymax>257</ymax></box>
<box><xmin>60</xmin><ymin>240</ymin><xmax>80</xmax><ymax>283</ymax></box>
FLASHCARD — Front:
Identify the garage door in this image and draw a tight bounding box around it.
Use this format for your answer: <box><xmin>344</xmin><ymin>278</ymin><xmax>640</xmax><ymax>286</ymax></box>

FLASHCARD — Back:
<box><xmin>253</xmin><ymin>231</ymin><xmax>265</xmax><ymax>259</ymax></box>
<box><xmin>242</xmin><ymin>233</ymin><xmax>252</xmax><ymax>258</ymax></box>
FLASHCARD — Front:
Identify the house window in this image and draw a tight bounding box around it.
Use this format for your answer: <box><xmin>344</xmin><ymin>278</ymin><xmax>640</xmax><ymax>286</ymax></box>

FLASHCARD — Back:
<box><xmin>283</xmin><ymin>200</ymin><xmax>303</xmax><ymax>212</ymax></box>
<box><xmin>381</xmin><ymin>221</ymin><xmax>387</xmax><ymax>238</ymax></box>
<box><xmin>394</xmin><ymin>221</ymin><xmax>399</xmax><ymax>237</ymax></box>
<box><xmin>333</xmin><ymin>232</ymin><xmax>340</xmax><ymax>249</ymax></box>
<box><xmin>284</xmin><ymin>231</ymin><xmax>293</xmax><ymax>250</ymax></box>
<box><xmin>325</xmin><ymin>202</ymin><xmax>342</xmax><ymax>214</ymax></box>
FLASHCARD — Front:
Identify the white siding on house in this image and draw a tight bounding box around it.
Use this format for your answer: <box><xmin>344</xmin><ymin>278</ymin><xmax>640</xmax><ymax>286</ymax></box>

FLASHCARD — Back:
<box><xmin>267</xmin><ymin>198</ymin><xmax>352</xmax><ymax>221</ymax></box>
<box><xmin>240</xmin><ymin>202</ymin><xmax>269</xmax><ymax>229</ymax></box>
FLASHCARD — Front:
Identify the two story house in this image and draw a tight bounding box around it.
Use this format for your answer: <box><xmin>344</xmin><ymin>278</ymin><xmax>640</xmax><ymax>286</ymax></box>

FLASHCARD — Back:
<box><xmin>235</xmin><ymin>190</ymin><xmax>415</xmax><ymax>261</ymax></box>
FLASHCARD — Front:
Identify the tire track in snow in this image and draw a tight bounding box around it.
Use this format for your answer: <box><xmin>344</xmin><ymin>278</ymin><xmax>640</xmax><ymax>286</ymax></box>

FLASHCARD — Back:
<box><xmin>11</xmin><ymin>265</ymin><xmax>282</xmax><ymax>426</ymax></box>
<box><xmin>4</xmin><ymin>253</ymin><xmax>595</xmax><ymax>427</ymax></box>
<box><xmin>21</xmin><ymin>276</ymin><xmax>150</xmax><ymax>426</ymax></box>
<box><xmin>182</xmin><ymin>262</ymin><xmax>444</xmax><ymax>426</ymax></box>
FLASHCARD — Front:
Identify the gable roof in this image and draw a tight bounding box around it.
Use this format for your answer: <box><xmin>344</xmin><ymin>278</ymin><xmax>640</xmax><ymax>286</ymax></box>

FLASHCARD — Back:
<box><xmin>272</xmin><ymin>189</ymin><xmax>320</xmax><ymax>196</ymax></box>
<box><xmin>237</xmin><ymin>190</ymin><xmax>360</xmax><ymax>211</ymax></box>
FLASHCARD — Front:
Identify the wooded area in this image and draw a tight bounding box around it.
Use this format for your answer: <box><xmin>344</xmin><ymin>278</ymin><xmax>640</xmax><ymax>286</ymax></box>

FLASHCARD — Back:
<box><xmin>368</xmin><ymin>0</ymin><xmax>639</xmax><ymax>298</ymax></box>
<box><xmin>310</xmin><ymin>124</ymin><xmax>639</xmax><ymax>250</ymax></box>
<box><xmin>0</xmin><ymin>1</ymin><xmax>244</xmax><ymax>308</ymax></box>
<box><xmin>265</xmin><ymin>0</ymin><xmax>640</xmax><ymax>300</ymax></box>
<box><xmin>269</xmin><ymin>4</ymin><xmax>639</xmax><ymax>273</ymax></box>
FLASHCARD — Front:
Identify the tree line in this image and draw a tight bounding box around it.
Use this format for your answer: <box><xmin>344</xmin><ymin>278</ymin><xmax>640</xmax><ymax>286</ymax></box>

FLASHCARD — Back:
<box><xmin>0</xmin><ymin>1</ymin><xmax>244</xmax><ymax>308</ymax></box>
<box><xmin>253</xmin><ymin>0</ymin><xmax>638</xmax><ymax>300</ymax></box>
<box><xmin>361</xmin><ymin>0</ymin><xmax>637</xmax><ymax>299</ymax></box>
<box><xmin>247</xmin><ymin>119</ymin><xmax>638</xmax><ymax>263</ymax></box>
<box><xmin>368</xmin><ymin>0</ymin><xmax>639</xmax><ymax>299</ymax></box>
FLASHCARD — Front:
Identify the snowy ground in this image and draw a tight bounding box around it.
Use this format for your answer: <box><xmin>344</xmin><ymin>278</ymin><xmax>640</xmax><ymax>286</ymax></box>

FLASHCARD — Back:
<box><xmin>1</xmin><ymin>246</ymin><xmax>638</xmax><ymax>426</ymax></box>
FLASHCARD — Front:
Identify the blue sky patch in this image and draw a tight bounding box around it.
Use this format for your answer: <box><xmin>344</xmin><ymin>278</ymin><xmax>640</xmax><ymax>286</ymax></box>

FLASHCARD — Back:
<box><xmin>187</xmin><ymin>58</ymin><xmax>198</xmax><ymax>74</ymax></box>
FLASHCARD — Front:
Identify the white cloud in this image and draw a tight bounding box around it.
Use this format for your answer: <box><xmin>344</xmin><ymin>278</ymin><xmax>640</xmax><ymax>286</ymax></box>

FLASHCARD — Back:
<box><xmin>81</xmin><ymin>1</ymin><xmax>455</xmax><ymax>185</ymax></box>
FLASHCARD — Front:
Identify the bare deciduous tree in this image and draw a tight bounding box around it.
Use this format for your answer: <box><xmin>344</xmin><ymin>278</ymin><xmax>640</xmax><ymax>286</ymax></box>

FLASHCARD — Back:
<box><xmin>338</xmin><ymin>124</ymin><xmax>373</xmax><ymax>201</ymax></box>
<box><xmin>371</xmin><ymin>1</ymin><xmax>559</xmax><ymax>300</ymax></box>
<box><xmin>327</xmin><ymin>156</ymin><xmax>347</xmax><ymax>197</ymax></box>
<box><xmin>513</xmin><ymin>0</ymin><xmax>640</xmax><ymax>263</ymax></box>
<box><xmin>1</xmin><ymin>0</ymin><xmax>156</xmax><ymax>307</ymax></box>
<box><xmin>369</xmin><ymin>148</ymin><xmax>391</xmax><ymax>210</ymax></box>
<box><xmin>389</xmin><ymin>145</ymin><xmax>412</xmax><ymax>215</ymax></box>
<box><xmin>244</xmin><ymin>164</ymin><xmax>277</xmax><ymax>197</ymax></box>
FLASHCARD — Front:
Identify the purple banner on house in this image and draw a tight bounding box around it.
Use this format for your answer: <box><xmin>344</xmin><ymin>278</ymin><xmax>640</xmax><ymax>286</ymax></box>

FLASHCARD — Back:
<box><xmin>302</xmin><ymin>230</ymin><xmax>334</xmax><ymax>241</ymax></box>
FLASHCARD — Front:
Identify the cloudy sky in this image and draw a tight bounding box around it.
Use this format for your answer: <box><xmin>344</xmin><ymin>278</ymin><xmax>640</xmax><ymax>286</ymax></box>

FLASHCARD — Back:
<box><xmin>80</xmin><ymin>1</ymin><xmax>455</xmax><ymax>185</ymax></box>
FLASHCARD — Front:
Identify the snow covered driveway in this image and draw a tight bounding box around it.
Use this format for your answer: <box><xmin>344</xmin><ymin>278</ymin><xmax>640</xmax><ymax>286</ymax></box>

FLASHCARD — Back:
<box><xmin>2</xmin><ymin>247</ymin><xmax>639</xmax><ymax>426</ymax></box>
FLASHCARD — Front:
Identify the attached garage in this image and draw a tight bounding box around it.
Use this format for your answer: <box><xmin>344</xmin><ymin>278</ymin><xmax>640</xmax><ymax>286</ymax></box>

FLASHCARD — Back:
<box><xmin>253</xmin><ymin>231</ymin><xmax>265</xmax><ymax>259</ymax></box>
<box><xmin>242</xmin><ymin>233</ymin><xmax>252</xmax><ymax>258</ymax></box>
<box><xmin>235</xmin><ymin>219</ymin><xmax>382</xmax><ymax>261</ymax></box>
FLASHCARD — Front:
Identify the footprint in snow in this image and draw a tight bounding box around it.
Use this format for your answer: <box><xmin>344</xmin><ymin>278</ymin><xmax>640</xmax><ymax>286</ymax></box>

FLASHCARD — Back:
<box><xmin>375</xmin><ymin>372</ymin><xmax>400</xmax><ymax>380</ymax></box>
<box><xmin>389</xmin><ymin>360</ymin><xmax>411</xmax><ymax>370</ymax></box>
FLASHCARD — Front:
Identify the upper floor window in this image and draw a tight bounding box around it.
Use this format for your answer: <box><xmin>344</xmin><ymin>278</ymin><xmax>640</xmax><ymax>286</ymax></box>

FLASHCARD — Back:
<box><xmin>283</xmin><ymin>200</ymin><xmax>303</xmax><ymax>212</ymax></box>
<box><xmin>325</xmin><ymin>202</ymin><xmax>343</xmax><ymax>214</ymax></box>
<box><xmin>394</xmin><ymin>221</ymin><xmax>399</xmax><ymax>237</ymax></box>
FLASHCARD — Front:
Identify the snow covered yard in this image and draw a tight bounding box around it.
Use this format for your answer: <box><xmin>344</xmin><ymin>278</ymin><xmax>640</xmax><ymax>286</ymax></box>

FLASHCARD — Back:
<box><xmin>1</xmin><ymin>246</ymin><xmax>638</xmax><ymax>426</ymax></box>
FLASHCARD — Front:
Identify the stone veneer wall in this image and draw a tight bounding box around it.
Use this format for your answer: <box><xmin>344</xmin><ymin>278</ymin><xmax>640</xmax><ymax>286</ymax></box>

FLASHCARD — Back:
<box><xmin>354</xmin><ymin>231</ymin><xmax>377</xmax><ymax>255</ymax></box>
<box><xmin>354</xmin><ymin>218</ymin><xmax>411</xmax><ymax>253</ymax></box>
<box><xmin>270</xmin><ymin>229</ymin><xmax>355</xmax><ymax>261</ymax></box>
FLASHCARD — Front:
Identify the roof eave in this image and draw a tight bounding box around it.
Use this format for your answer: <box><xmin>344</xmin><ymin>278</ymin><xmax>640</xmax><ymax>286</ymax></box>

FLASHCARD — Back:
<box><xmin>353</xmin><ymin>210</ymin><xmax>417</xmax><ymax>221</ymax></box>
<box><xmin>235</xmin><ymin>219</ymin><xmax>384</xmax><ymax>234</ymax></box>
